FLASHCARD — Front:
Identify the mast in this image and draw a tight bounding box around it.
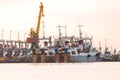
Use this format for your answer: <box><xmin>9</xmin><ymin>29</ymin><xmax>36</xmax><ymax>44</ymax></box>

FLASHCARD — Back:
<box><xmin>56</xmin><ymin>25</ymin><xmax>67</xmax><ymax>47</ymax></box>
<box><xmin>57</xmin><ymin>25</ymin><xmax>67</xmax><ymax>39</ymax></box>
<box><xmin>57</xmin><ymin>25</ymin><xmax>62</xmax><ymax>41</ymax></box>
<box><xmin>77</xmin><ymin>24</ymin><xmax>83</xmax><ymax>40</ymax></box>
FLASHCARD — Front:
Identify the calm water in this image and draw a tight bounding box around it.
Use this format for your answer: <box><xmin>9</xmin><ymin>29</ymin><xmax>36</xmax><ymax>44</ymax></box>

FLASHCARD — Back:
<box><xmin>0</xmin><ymin>62</ymin><xmax>120</xmax><ymax>80</ymax></box>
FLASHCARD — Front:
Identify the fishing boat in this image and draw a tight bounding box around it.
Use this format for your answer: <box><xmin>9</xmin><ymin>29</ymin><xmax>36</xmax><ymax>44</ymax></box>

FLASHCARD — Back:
<box><xmin>54</xmin><ymin>37</ymin><xmax>98</xmax><ymax>62</ymax></box>
<box><xmin>0</xmin><ymin>41</ymin><xmax>27</xmax><ymax>63</ymax></box>
<box><xmin>50</xmin><ymin>24</ymin><xmax>98</xmax><ymax>62</ymax></box>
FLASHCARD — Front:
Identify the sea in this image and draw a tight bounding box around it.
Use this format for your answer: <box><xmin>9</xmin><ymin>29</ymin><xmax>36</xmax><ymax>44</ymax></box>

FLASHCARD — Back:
<box><xmin>0</xmin><ymin>62</ymin><xmax>120</xmax><ymax>80</ymax></box>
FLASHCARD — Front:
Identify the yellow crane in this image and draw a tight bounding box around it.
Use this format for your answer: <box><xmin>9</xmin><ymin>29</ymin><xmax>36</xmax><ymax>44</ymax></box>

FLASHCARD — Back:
<box><xmin>29</xmin><ymin>2</ymin><xmax>44</xmax><ymax>38</ymax></box>
<box><xmin>27</xmin><ymin>2</ymin><xmax>44</xmax><ymax>42</ymax></box>
<box><xmin>26</xmin><ymin>2</ymin><xmax>44</xmax><ymax>59</ymax></box>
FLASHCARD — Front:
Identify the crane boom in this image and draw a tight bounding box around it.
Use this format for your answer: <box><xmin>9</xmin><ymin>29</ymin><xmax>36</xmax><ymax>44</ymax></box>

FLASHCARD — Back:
<box><xmin>36</xmin><ymin>2</ymin><xmax>44</xmax><ymax>37</ymax></box>
<box><xmin>27</xmin><ymin>2</ymin><xmax>44</xmax><ymax>43</ymax></box>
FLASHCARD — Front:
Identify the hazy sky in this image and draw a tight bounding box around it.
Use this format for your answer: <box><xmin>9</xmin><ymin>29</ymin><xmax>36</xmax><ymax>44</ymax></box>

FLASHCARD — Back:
<box><xmin>0</xmin><ymin>0</ymin><xmax>120</xmax><ymax>50</ymax></box>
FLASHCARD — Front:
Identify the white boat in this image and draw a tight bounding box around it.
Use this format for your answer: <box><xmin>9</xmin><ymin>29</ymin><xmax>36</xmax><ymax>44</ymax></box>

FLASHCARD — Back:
<box><xmin>51</xmin><ymin>25</ymin><xmax>98</xmax><ymax>62</ymax></box>
<box><xmin>67</xmin><ymin>37</ymin><xmax>97</xmax><ymax>62</ymax></box>
<box><xmin>37</xmin><ymin>37</ymin><xmax>98</xmax><ymax>62</ymax></box>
